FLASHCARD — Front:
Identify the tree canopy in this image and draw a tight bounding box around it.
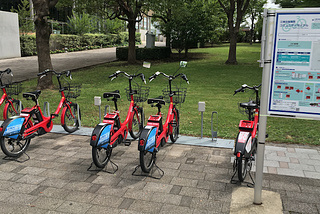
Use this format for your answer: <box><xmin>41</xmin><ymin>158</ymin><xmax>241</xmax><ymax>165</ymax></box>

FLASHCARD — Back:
<box><xmin>274</xmin><ymin>0</ymin><xmax>320</xmax><ymax>8</ymax></box>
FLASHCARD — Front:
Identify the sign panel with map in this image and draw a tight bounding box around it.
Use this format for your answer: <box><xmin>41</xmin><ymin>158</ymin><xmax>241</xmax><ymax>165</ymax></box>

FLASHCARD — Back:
<box><xmin>268</xmin><ymin>11</ymin><xmax>320</xmax><ymax>118</ymax></box>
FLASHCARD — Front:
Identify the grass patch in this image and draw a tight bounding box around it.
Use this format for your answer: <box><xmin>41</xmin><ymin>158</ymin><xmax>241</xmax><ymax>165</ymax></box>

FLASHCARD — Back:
<box><xmin>9</xmin><ymin>43</ymin><xmax>320</xmax><ymax>146</ymax></box>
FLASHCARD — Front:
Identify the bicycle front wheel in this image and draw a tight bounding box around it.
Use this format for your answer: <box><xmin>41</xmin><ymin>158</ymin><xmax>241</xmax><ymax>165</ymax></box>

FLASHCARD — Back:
<box><xmin>140</xmin><ymin>150</ymin><xmax>154</xmax><ymax>173</ymax></box>
<box><xmin>62</xmin><ymin>103</ymin><xmax>80</xmax><ymax>133</ymax></box>
<box><xmin>170</xmin><ymin>109</ymin><xmax>179</xmax><ymax>143</ymax></box>
<box><xmin>4</xmin><ymin>99</ymin><xmax>23</xmax><ymax>120</ymax></box>
<box><xmin>129</xmin><ymin>107</ymin><xmax>143</xmax><ymax>139</ymax></box>
<box><xmin>0</xmin><ymin>137</ymin><xmax>30</xmax><ymax>158</ymax></box>
<box><xmin>92</xmin><ymin>145</ymin><xmax>112</xmax><ymax>168</ymax></box>
<box><xmin>237</xmin><ymin>154</ymin><xmax>248</xmax><ymax>182</ymax></box>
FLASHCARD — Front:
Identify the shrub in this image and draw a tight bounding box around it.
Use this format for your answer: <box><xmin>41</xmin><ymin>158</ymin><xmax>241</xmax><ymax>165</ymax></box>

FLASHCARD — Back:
<box><xmin>20</xmin><ymin>34</ymin><xmax>36</xmax><ymax>56</ymax></box>
<box><xmin>116</xmin><ymin>47</ymin><xmax>170</xmax><ymax>60</ymax></box>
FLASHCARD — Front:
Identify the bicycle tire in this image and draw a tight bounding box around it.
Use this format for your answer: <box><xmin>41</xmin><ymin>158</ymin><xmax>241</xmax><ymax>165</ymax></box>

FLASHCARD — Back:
<box><xmin>237</xmin><ymin>154</ymin><xmax>248</xmax><ymax>182</ymax></box>
<box><xmin>0</xmin><ymin>136</ymin><xmax>30</xmax><ymax>158</ymax></box>
<box><xmin>129</xmin><ymin>107</ymin><xmax>143</xmax><ymax>139</ymax></box>
<box><xmin>140</xmin><ymin>149</ymin><xmax>154</xmax><ymax>173</ymax></box>
<box><xmin>4</xmin><ymin>99</ymin><xmax>23</xmax><ymax>120</ymax></box>
<box><xmin>170</xmin><ymin>108</ymin><xmax>179</xmax><ymax>143</ymax></box>
<box><xmin>92</xmin><ymin>145</ymin><xmax>112</xmax><ymax>168</ymax></box>
<box><xmin>62</xmin><ymin>103</ymin><xmax>80</xmax><ymax>133</ymax></box>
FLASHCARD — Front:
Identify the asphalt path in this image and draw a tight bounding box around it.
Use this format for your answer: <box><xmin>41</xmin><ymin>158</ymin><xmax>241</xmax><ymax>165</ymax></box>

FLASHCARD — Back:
<box><xmin>0</xmin><ymin>47</ymin><xmax>117</xmax><ymax>82</ymax></box>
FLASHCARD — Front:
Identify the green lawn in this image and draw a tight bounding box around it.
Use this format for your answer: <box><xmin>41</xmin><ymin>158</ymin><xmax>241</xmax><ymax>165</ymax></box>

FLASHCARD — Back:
<box><xmin>9</xmin><ymin>43</ymin><xmax>320</xmax><ymax>145</ymax></box>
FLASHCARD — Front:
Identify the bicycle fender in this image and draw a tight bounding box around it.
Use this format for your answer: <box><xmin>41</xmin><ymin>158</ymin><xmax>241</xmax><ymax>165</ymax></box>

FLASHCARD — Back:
<box><xmin>90</xmin><ymin>123</ymin><xmax>112</xmax><ymax>148</ymax></box>
<box><xmin>1</xmin><ymin>116</ymin><xmax>26</xmax><ymax>139</ymax></box>
<box><xmin>234</xmin><ymin>131</ymin><xmax>252</xmax><ymax>156</ymax></box>
<box><xmin>138</xmin><ymin>126</ymin><xmax>157</xmax><ymax>152</ymax></box>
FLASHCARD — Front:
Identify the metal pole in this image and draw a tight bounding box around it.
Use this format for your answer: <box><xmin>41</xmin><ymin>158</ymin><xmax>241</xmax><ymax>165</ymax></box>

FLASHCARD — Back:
<box><xmin>254</xmin><ymin>9</ymin><xmax>275</xmax><ymax>205</ymax></box>
<box><xmin>201</xmin><ymin>112</ymin><xmax>203</xmax><ymax>139</ymax></box>
<box><xmin>99</xmin><ymin>106</ymin><xmax>101</xmax><ymax>123</ymax></box>
<box><xmin>77</xmin><ymin>103</ymin><xmax>81</xmax><ymax>127</ymax></box>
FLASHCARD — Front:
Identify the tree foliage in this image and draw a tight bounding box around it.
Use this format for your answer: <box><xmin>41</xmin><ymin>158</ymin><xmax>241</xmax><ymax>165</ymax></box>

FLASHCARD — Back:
<box><xmin>67</xmin><ymin>11</ymin><xmax>96</xmax><ymax>35</ymax></box>
<box><xmin>274</xmin><ymin>0</ymin><xmax>320</xmax><ymax>8</ymax></box>
<box><xmin>10</xmin><ymin>0</ymin><xmax>34</xmax><ymax>35</ymax></box>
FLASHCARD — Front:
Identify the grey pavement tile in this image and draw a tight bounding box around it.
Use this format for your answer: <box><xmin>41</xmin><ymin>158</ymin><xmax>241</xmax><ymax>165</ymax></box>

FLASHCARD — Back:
<box><xmin>117</xmin><ymin>178</ymin><xmax>147</xmax><ymax>190</ymax></box>
<box><xmin>294</xmin><ymin>148</ymin><xmax>319</xmax><ymax>154</ymax></box>
<box><xmin>190</xmin><ymin>198</ymin><xmax>223</xmax><ymax>213</ymax></box>
<box><xmin>16</xmin><ymin>174</ymin><xmax>47</xmax><ymax>185</ymax></box>
<box><xmin>86</xmin><ymin>184</ymin><xmax>103</xmax><ymax>193</ymax></box>
<box><xmin>129</xmin><ymin>200</ymin><xmax>162</xmax><ymax>214</ymax></box>
<box><xmin>86</xmin><ymin>205</ymin><xmax>120</xmax><ymax>214</ymax></box>
<box><xmin>203</xmin><ymin>166</ymin><xmax>229</xmax><ymax>174</ymax></box>
<box><xmin>0</xmin><ymin>190</ymin><xmax>13</xmax><ymax>201</ymax></box>
<box><xmin>3</xmin><ymin>192</ymin><xmax>38</xmax><ymax>205</ymax></box>
<box><xmin>61</xmin><ymin>171</ymin><xmax>92</xmax><ymax>181</ymax></box>
<box><xmin>39</xmin><ymin>178</ymin><xmax>69</xmax><ymax>188</ymax></box>
<box><xmin>157</xmin><ymin>161</ymin><xmax>181</xmax><ymax>170</ymax></box>
<box><xmin>308</xmin><ymin>154</ymin><xmax>320</xmax><ymax>160</ymax></box>
<box><xmin>29</xmin><ymin>185</ymin><xmax>48</xmax><ymax>196</ymax></box>
<box><xmin>170</xmin><ymin>185</ymin><xmax>182</xmax><ymax>195</ymax></box>
<box><xmin>288</xmin><ymin>163</ymin><xmax>315</xmax><ymax>171</ymax></box>
<box><xmin>179</xmin><ymin>170</ymin><xmax>206</xmax><ymax>180</ymax></box>
<box><xmin>150</xmin><ymin>192</ymin><xmax>182</xmax><ymax>206</ymax></box>
<box><xmin>92</xmin><ymin>174</ymin><xmax>122</xmax><ymax>185</ymax></box>
<box><xmin>265</xmin><ymin>146</ymin><xmax>288</xmax><ymax>152</ymax></box>
<box><xmin>118</xmin><ymin>198</ymin><xmax>134</xmax><ymax>209</ymax></box>
<box><xmin>96</xmin><ymin>185</ymin><xmax>129</xmax><ymax>197</ymax></box>
<box><xmin>39</xmin><ymin>187</ymin><xmax>70</xmax><ymax>199</ymax></box>
<box><xmin>270</xmin><ymin>180</ymin><xmax>301</xmax><ymax>192</ymax></box>
<box><xmin>159</xmin><ymin>204</ymin><xmax>193</xmax><ymax>214</ymax></box>
<box><xmin>0</xmin><ymin>180</ymin><xmax>15</xmax><ymax>190</ymax></box>
<box><xmin>283</xmin><ymin>200</ymin><xmax>318</xmax><ymax>213</ymax></box>
<box><xmin>119</xmin><ymin>209</ymin><xmax>144</xmax><ymax>214</ymax></box>
<box><xmin>276</xmin><ymin>168</ymin><xmax>305</xmax><ymax>177</ymax></box>
<box><xmin>300</xmin><ymin>184</ymin><xmax>320</xmax><ymax>194</ymax></box>
<box><xmin>171</xmin><ymin>176</ymin><xmax>198</xmax><ymax>187</ymax></box>
<box><xmin>158</xmin><ymin>168</ymin><xmax>180</xmax><ymax>177</ymax></box>
<box><xmin>91</xmin><ymin>194</ymin><xmax>124</xmax><ymax>207</ymax></box>
<box><xmin>300</xmin><ymin>158</ymin><xmax>320</xmax><ymax>166</ymax></box>
<box><xmin>303</xmin><ymin>171</ymin><xmax>320</xmax><ymax>179</ymax></box>
<box><xmin>286</xmin><ymin>191</ymin><xmax>320</xmax><ymax>204</ymax></box>
<box><xmin>179</xmin><ymin>164</ymin><xmax>205</xmax><ymax>172</ymax></box>
<box><xmin>179</xmin><ymin>195</ymin><xmax>192</xmax><ymax>207</ymax></box>
<box><xmin>263</xmin><ymin>159</ymin><xmax>280</xmax><ymax>167</ymax></box>
<box><xmin>179</xmin><ymin>187</ymin><xmax>209</xmax><ymax>198</ymax></box>
<box><xmin>208</xmin><ymin>190</ymin><xmax>232</xmax><ymax>202</ymax></box>
<box><xmin>39</xmin><ymin>169</ymin><xmax>67</xmax><ymax>178</ymax></box>
<box><xmin>315</xmin><ymin>165</ymin><xmax>320</xmax><ymax>173</ymax></box>
<box><xmin>196</xmin><ymin>180</ymin><xmax>226</xmax><ymax>191</ymax></box>
<box><xmin>63</xmin><ymin>181</ymin><xmax>93</xmax><ymax>192</ymax></box>
<box><xmin>143</xmin><ymin>181</ymin><xmax>173</xmax><ymax>193</ymax></box>
<box><xmin>265</xmin><ymin>154</ymin><xmax>291</xmax><ymax>162</ymax></box>
<box><xmin>0</xmin><ymin>162</ymin><xmax>23</xmax><ymax>172</ymax></box>
<box><xmin>56</xmin><ymin>201</ymin><xmax>92</xmax><ymax>214</ymax></box>
<box><xmin>32</xmin><ymin>196</ymin><xmax>65</xmax><ymax>210</ymax></box>
<box><xmin>204</xmin><ymin>173</ymin><xmax>231</xmax><ymax>184</ymax></box>
<box><xmin>65</xmin><ymin>191</ymin><xmax>96</xmax><ymax>203</ymax></box>
<box><xmin>7</xmin><ymin>182</ymin><xmax>39</xmax><ymax>194</ymax></box>
<box><xmin>85</xmin><ymin>174</ymin><xmax>99</xmax><ymax>183</ymax></box>
<box><xmin>0</xmin><ymin>171</ymin><xmax>17</xmax><ymax>180</ymax></box>
<box><xmin>145</xmin><ymin>175</ymin><xmax>174</xmax><ymax>184</ymax></box>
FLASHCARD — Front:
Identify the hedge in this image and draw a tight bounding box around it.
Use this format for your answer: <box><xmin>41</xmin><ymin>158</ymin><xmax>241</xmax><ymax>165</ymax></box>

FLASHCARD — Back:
<box><xmin>20</xmin><ymin>32</ymin><xmax>142</xmax><ymax>56</ymax></box>
<box><xmin>116</xmin><ymin>46</ymin><xmax>171</xmax><ymax>60</ymax></box>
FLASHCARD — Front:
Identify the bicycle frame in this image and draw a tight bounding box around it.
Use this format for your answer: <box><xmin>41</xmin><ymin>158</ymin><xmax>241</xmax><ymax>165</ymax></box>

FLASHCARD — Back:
<box><xmin>0</xmin><ymin>87</ymin><xmax>19</xmax><ymax>119</ymax></box>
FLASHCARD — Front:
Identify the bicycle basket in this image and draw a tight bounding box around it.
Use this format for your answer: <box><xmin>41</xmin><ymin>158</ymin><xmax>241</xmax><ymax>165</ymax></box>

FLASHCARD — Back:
<box><xmin>125</xmin><ymin>85</ymin><xmax>150</xmax><ymax>103</ymax></box>
<box><xmin>63</xmin><ymin>83</ymin><xmax>82</xmax><ymax>99</ymax></box>
<box><xmin>162</xmin><ymin>86</ymin><xmax>187</xmax><ymax>104</ymax></box>
<box><xmin>5</xmin><ymin>83</ymin><xmax>22</xmax><ymax>96</ymax></box>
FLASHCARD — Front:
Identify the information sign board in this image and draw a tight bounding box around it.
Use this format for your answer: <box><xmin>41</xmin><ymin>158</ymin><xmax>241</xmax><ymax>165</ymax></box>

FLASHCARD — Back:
<box><xmin>268</xmin><ymin>10</ymin><xmax>320</xmax><ymax>118</ymax></box>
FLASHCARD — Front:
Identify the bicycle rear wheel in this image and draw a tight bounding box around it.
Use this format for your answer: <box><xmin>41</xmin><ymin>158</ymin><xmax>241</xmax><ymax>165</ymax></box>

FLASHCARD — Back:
<box><xmin>140</xmin><ymin>150</ymin><xmax>154</xmax><ymax>173</ymax></box>
<box><xmin>92</xmin><ymin>145</ymin><xmax>112</xmax><ymax>168</ymax></box>
<box><xmin>62</xmin><ymin>103</ymin><xmax>80</xmax><ymax>133</ymax></box>
<box><xmin>4</xmin><ymin>99</ymin><xmax>23</xmax><ymax>120</ymax></box>
<box><xmin>129</xmin><ymin>107</ymin><xmax>143</xmax><ymax>139</ymax></box>
<box><xmin>170</xmin><ymin>109</ymin><xmax>179</xmax><ymax>143</ymax></box>
<box><xmin>237</xmin><ymin>154</ymin><xmax>249</xmax><ymax>182</ymax></box>
<box><xmin>0</xmin><ymin>137</ymin><xmax>30</xmax><ymax>158</ymax></box>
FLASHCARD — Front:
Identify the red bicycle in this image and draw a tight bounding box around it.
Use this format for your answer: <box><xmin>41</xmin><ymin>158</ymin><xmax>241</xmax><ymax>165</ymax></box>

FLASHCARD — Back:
<box><xmin>0</xmin><ymin>70</ymin><xmax>81</xmax><ymax>157</ymax></box>
<box><xmin>90</xmin><ymin>70</ymin><xmax>148</xmax><ymax>168</ymax></box>
<box><xmin>138</xmin><ymin>63</ymin><xmax>189</xmax><ymax>173</ymax></box>
<box><xmin>0</xmin><ymin>68</ymin><xmax>23</xmax><ymax>119</ymax></box>
<box><xmin>231</xmin><ymin>83</ymin><xmax>261</xmax><ymax>183</ymax></box>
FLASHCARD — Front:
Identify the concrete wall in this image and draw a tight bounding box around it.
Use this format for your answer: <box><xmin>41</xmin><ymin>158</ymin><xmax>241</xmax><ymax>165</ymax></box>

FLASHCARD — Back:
<box><xmin>0</xmin><ymin>11</ymin><xmax>21</xmax><ymax>59</ymax></box>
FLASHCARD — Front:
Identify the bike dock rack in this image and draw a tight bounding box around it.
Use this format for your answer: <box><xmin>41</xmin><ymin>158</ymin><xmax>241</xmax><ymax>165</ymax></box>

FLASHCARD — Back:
<box><xmin>211</xmin><ymin>111</ymin><xmax>218</xmax><ymax>142</ymax></box>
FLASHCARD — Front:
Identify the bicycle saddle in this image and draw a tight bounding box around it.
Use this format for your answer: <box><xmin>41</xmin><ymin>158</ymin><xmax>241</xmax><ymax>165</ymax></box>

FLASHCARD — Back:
<box><xmin>23</xmin><ymin>90</ymin><xmax>41</xmax><ymax>100</ymax></box>
<box><xmin>148</xmin><ymin>96</ymin><xmax>165</xmax><ymax>105</ymax></box>
<box><xmin>240</xmin><ymin>101</ymin><xmax>258</xmax><ymax>109</ymax></box>
<box><xmin>103</xmin><ymin>90</ymin><xmax>120</xmax><ymax>99</ymax></box>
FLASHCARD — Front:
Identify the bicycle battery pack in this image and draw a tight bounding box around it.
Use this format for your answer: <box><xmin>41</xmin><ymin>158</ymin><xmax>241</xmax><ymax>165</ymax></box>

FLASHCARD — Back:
<box><xmin>1</xmin><ymin>117</ymin><xmax>26</xmax><ymax>139</ymax></box>
<box><xmin>147</xmin><ymin>115</ymin><xmax>163</xmax><ymax>132</ymax></box>
<box><xmin>90</xmin><ymin>123</ymin><xmax>112</xmax><ymax>148</ymax></box>
<box><xmin>138</xmin><ymin>126</ymin><xmax>157</xmax><ymax>152</ymax></box>
<box><xmin>234</xmin><ymin>131</ymin><xmax>253</xmax><ymax>158</ymax></box>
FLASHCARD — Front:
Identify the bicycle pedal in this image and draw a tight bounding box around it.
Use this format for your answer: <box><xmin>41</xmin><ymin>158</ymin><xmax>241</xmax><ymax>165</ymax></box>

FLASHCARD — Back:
<box><xmin>265</xmin><ymin>133</ymin><xmax>269</xmax><ymax>138</ymax></box>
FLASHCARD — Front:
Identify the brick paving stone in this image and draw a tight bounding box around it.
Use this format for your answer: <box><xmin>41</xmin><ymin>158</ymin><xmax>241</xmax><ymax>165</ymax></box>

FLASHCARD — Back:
<box><xmin>208</xmin><ymin>190</ymin><xmax>232</xmax><ymax>202</ymax></box>
<box><xmin>0</xmin><ymin>171</ymin><xmax>17</xmax><ymax>180</ymax></box>
<box><xmin>197</xmin><ymin>180</ymin><xmax>226</xmax><ymax>191</ymax></box>
<box><xmin>124</xmin><ymin>189</ymin><xmax>152</xmax><ymax>201</ymax></box>
<box><xmin>289</xmin><ymin>157</ymin><xmax>299</xmax><ymax>164</ymax></box>
<box><xmin>179</xmin><ymin>170</ymin><xmax>206</xmax><ymax>180</ymax></box>
<box><xmin>65</xmin><ymin>191</ymin><xmax>96</xmax><ymax>203</ymax></box>
<box><xmin>262</xmin><ymin>160</ymin><xmax>280</xmax><ymax>167</ymax></box>
<box><xmin>96</xmin><ymin>185</ymin><xmax>128</xmax><ymax>197</ymax></box>
<box><xmin>277</xmin><ymin>151</ymin><xmax>286</xmax><ymax>157</ymax></box>
<box><xmin>170</xmin><ymin>177</ymin><xmax>198</xmax><ymax>187</ymax></box>
<box><xmin>61</xmin><ymin>172</ymin><xmax>91</xmax><ymax>181</ymax></box>
<box><xmin>267</xmin><ymin>166</ymin><xmax>277</xmax><ymax>174</ymax></box>
<box><xmin>56</xmin><ymin>201</ymin><xmax>92</xmax><ymax>214</ymax></box>
<box><xmin>286</xmin><ymin>191</ymin><xmax>320</xmax><ymax>204</ymax></box>
<box><xmin>277</xmin><ymin>168</ymin><xmax>305</xmax><ymax>177</ymax></box>
<box><xmin>63</xmin><ymin>181</ymin><xmax>93</xmax><ymax>192</ymax></box>
<box><xmin>157</xmin><ymin>161</ymin><xmax>181</xmax><ymax>170</ymax></box>
<box><xmin>29</xmin><ymin>185</ymin><xmax>48</xmax><ymax>196</ymax></box>
<box><xmin>308</xmin><ymin>154</ymin><xmax>320</xmax><ymax>160</ymax></box>
<box><xmin>179</xmin><ymin>195</ymin><xmax>192</xmax><ymax>207</ymax></box>
<box><xmin>0</xmin><ymin>190</ymin><xmax>12</xmax><ymax>201</ymax></box>
<box><xmin>91</xmin><ymin>194</ymin><xmax>124</xmax><ymax>208</ymax></box>
<box><xmin>39</xmin><ymin>178</ymin><xmax>69</xmax><ymax>188</ymax></box>
<box><xmin>86</xmin><ymin>184</ymin><xmax>103</xmax><ymax>193</ymax></box>
<box><xmin>190</xmin><ymin>197</ymin><xmax>223</xmax><ymax>213</ymax></box>
<box><xmin>159</xmin><ymin>204</ymin><xmax>193</xmax><ymax>214</ymax></box>
<box><xmin>179</xmin><ymin>187</ymin><xmax>209</xmax><ymax>198</ymax></box>
<box><xmin>287</xmin><ymin>148</ymin><xmax>296</xmax><ymax>153</ymax></box>
<box><xmin>32</xmin><ymin>196</ymin><xmax>65</xmax><ymax>210</ymax></box>
<box><xmin>7</xmin><ymin>182</ymin><xmax>39</xmax><ymax>194</ymax></box>
<box><xmin>3</xmin><ymin>192</ymin><xmax>38</xmax><ymax>205</ymax></box>
<box><xmin>143</xmin><ymin>181</ymin><xmax>173</xmax><ymax>193</ymax></box>
<box><xmin>129</xmin><ymin>200</ymin><xmax>162</xmax><ymax>214</ymax></box>
<box><xmin>283</xmin><ymin>200</ymin><xmax>318</xmax><ymax>213</ymax></box>
<box><xmin>117</xmin><ymin>178</ymin><xmax>147</xmax><ymax>190</ymax></box>
<box><xmin>288</xmin><ymin>162</ymin><xmax>315</xmax><ymax>171</ymax></box>
<box><xmin>303</xmin><ymin>171</ymin><xmax>320</xmax><ymax>179</ymax></box>
<box><xmin>86</xmin><ymin>205</ymin><xmax>120</xmax><ymax>214</ymax></box>
<box><xmin>150</xmin><ymin>192</ymin><xmax>182</xmax><ymax>205</ymax></box>
<box><xmin>279</xmin><ymin>161</ymin><xmax>289</xmax><ymax>168</ymax></box>
<box><xmin>16</xmin><ymin>174</ymin><xmax>47</xmax><ymax>185</ymax></box>
<box><xmin>270</xmin><ymin>180</ymin><xmax>301</xmax><ymax>192</ymax></box>
<box><xmin>295</xmin><ymin>148</ymin><xmax>319</xmax><ymax>154</ymax></box>
<box><xmin>39</xmin><ymin>169</ymin><xmax>67</xmax><ymax>178</ymax></box>
<box><xmin>118</xmin><ymin>198</ymin><xmax>134</xmax><ymax>209</ymax></box>
<box><xmin>179</xmin><ymin>163</ymin><xmax>205</xmax><ymax>172</ymax></box>
<box><xmin>170</xmin><ymin>185</ymin><xmax>182</xmax><ymax>195</ymax></box>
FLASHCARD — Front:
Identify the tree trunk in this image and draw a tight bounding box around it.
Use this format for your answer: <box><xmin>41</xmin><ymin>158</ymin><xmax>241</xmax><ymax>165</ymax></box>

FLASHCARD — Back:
<box><xmin>33</xmin><ymin>0</ymin><xmax>55</xmax><ymax>89</ymax></box>
<box><xmin>127</xmin><ymin>20</ymin><xmax>136</xmax><ymax>64</ymax></box>
<box><xmin>226</xmin><ymin>29</ymin><xmax>237</xmax><ymax>65</ymax></box>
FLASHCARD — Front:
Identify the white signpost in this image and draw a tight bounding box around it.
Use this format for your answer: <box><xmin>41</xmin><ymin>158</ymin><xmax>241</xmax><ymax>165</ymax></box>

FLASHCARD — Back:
<box><xmin>255</xmin><ymin>8</ymin><xmax>320</xmax><ymax>204</ymax></box>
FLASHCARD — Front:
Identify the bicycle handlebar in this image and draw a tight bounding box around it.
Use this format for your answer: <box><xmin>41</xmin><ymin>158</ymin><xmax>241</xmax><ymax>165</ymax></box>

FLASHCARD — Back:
<box><xmin>233</xmin><ymin>83</ymin><xmax>262</xmax><ymax>95</ymax></box>
<box><xmin>109</xmin><ymin>70</ymin><xmax>146</xmax><ymax>84</ymax></box>
<box><xmin>37</xmin><ymin>69</ymin><xmax>71</xmax><ymax>78</ymax></box>
<box><xmin>0</xmin><ymin>68</ymin><xmax>12</xmax><ymax>75</ymax></box>
<box><xmin>149</xmin><ymin>71</ymin><xmax>189</xmax><ymax>84</ymax></box>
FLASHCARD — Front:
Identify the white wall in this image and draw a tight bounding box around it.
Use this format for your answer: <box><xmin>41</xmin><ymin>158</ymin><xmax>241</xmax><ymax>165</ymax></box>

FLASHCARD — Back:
<box><xmin>0</xmin><ymin>11</ymin><xmax>21</xmax><ymax>59</ymax></box>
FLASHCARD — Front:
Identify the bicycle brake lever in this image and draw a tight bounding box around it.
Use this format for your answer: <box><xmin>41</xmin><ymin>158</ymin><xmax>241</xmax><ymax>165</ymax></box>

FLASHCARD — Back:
<box><xmin>111</xmin><ymin>77</ymin><xmax>116</xmax><ymax>81</ymax></box>
<box><xmin>40</xmin><ymin>74</ymin><xmax>46</xmax><ymax>79</ymax></box>
<box><xmin>69</xmin><ymin>74</ymin><xmax>72</xmax><ymax>80</ymax></box>
<box><xmin>10</xmin><ymin>73</ymin><xmax>13</xmax><ymax>77</ymax></box>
